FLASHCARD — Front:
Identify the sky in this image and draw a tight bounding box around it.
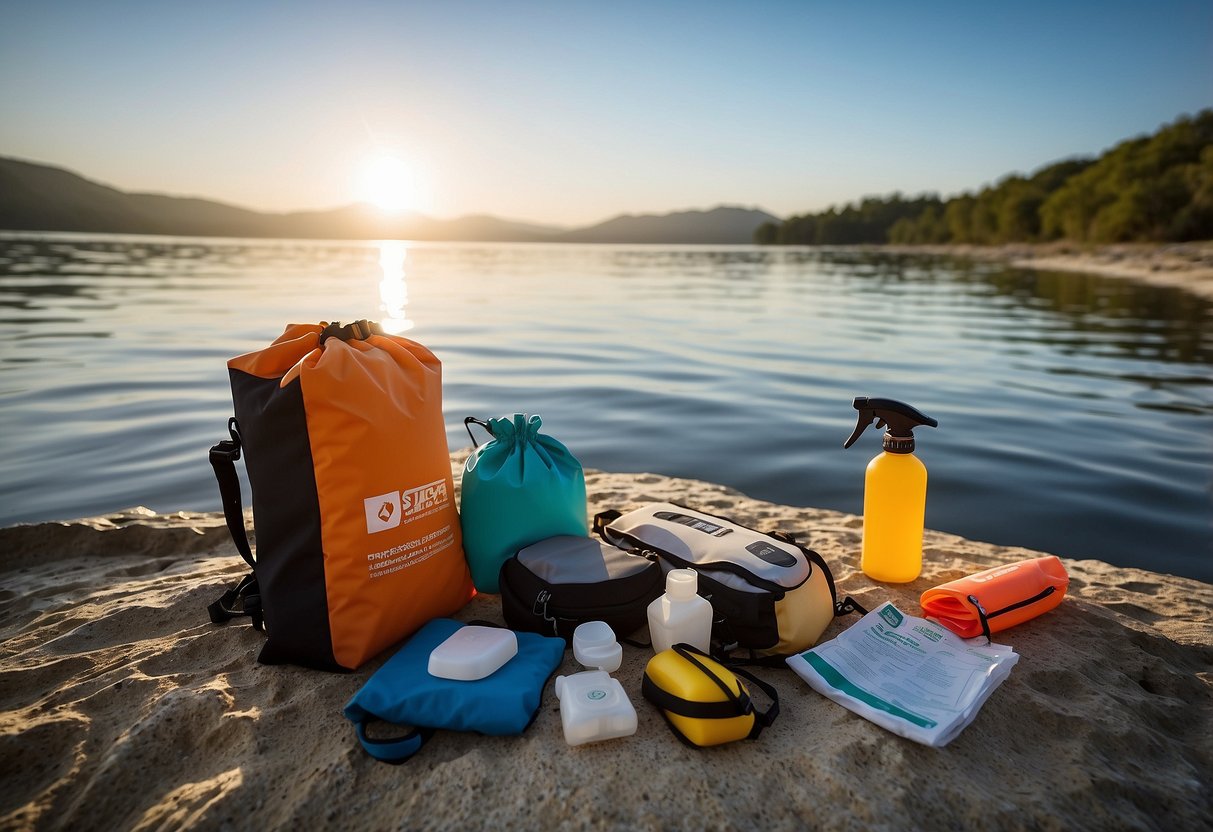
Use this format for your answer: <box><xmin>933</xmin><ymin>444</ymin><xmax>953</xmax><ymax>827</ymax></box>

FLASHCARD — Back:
<box><xmin>1</xmin><ymin>1</ymin><xmax>1210</xmax><ymax>226</ymax></box>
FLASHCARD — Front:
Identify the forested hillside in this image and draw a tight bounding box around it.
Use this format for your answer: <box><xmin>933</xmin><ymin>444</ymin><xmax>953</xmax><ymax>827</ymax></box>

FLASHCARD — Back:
<box><xmin>756</xmin><ymin>110</ymin><xmax>1213</xmax><ymax>245</ymax></box>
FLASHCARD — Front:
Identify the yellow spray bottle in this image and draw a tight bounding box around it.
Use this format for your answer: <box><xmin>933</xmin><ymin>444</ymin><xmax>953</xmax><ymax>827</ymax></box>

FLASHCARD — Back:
<box><xmin>844</xmin><ymin>397</ymin><xmax>938</xmax><ymax>583</ymax></box>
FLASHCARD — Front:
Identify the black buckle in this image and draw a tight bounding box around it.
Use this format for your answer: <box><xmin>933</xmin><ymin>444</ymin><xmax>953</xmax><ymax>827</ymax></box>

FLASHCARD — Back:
<box><xmin>319</xmin><ymin>319</ymin><xmax>379</xmax><ymax>345</ymax></box>
<box><xmin>209</xmin><ymin>440</ymin><xmax>240</xmax><ymax>463</ymax></box>
<box><xmin>209</xmin><ymin>417</ymin><xmax>242</xmax><ymax>462</ymax></box>
<box><xmin>208</xmin><ymin>573</ymin><xmax>264</xmax><ymax>631</ymax></box>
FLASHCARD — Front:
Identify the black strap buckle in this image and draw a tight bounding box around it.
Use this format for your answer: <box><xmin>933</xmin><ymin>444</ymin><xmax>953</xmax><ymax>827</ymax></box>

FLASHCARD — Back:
<box><xmin>208</xmin><ymin>572</ymin><xmax>264</xmax><ymax>632</ymax></box>
<box><xmin>209</xmin><ymin>417</ymin><xmax>242</xmax><ymax>462</ymax></box>
<box><xmin>319</xmin><ymin>319</ymin><xmax>379</xmax><ymax>345</ymax></box>
<box><xmin>209</xmin><ymin>440</ymin><xmax>240</xmax><ymax>463</ymax></box>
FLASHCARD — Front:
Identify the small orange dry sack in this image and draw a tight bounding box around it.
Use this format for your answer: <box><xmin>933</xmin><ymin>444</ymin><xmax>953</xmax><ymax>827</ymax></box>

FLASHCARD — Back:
<box><xmin>207</xmin><ymin>320</ymin><xmax>474</xmax><ymax>671</ymax></box>
<box><xmin>919</xmin><ymin>556</ymin><xmax>1069</xmax><ymax>640</ymax></box>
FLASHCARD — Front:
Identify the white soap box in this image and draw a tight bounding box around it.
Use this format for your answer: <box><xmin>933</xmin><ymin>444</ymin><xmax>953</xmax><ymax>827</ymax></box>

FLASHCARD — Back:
<box><xmin>427</xmin><ymin>626</ymin><xmax>518</xmax><ymax>681</ymax></box>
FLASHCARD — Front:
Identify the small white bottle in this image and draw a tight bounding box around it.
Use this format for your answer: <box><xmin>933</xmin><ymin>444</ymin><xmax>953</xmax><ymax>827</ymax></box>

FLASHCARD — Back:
<box><xmin>647</xmin><ymin>569</ymin><xmax>713</xmax><ymax>654</ymax></box>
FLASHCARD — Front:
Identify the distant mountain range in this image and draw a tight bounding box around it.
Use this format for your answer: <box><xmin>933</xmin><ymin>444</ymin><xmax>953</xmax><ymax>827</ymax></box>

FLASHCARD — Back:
<box><xmin>0</xmin><ymin>157</ymin><xmax>778</xmax><ymax>244</ymax></box>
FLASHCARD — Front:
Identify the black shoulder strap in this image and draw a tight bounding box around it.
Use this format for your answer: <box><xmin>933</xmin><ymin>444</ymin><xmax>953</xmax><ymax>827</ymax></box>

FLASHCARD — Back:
<box><xmin>715</xmin><ymin>649</ymin><xmax>796</xmax><ymax>669</ymax></box>
<box><xmin>208</xmin><ymin>418</ymin><xmax>264</xmax><ymax>632</ymax></box>
<box><xmin>729</xmin><ymin>665</ymin><xmax>780</xmax><ymax>735</ymax></box>
<box><xmin>209</xmin><ymin>418</ymin><xmax>254</xmax><ymax>570</ymax></box>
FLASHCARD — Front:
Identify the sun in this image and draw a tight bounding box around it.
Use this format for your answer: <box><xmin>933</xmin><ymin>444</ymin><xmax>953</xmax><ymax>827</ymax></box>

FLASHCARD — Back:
<box><xmin>357</xmin><ymin>155</ymin><xmax>419</xmax><ymax>212</ymax></box>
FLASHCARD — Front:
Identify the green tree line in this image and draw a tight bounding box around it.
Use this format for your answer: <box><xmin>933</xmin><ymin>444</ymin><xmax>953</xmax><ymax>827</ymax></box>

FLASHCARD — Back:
<box><xmin>755</xmin><ymin>110</ymin><xmax>1213</xmax><ymax>246</ymax></box>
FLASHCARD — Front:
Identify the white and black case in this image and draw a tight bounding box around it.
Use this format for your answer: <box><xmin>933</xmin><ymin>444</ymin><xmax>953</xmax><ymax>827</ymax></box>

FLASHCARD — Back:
<box><xmin>499</xmin><ymin>535</ymin><xmax>663</xmax><ymax>642</ymax></box>
<box><xmin>595</xmin><ymin>503</ymin><xmax>856</xmax><ymax>657</ymax></box>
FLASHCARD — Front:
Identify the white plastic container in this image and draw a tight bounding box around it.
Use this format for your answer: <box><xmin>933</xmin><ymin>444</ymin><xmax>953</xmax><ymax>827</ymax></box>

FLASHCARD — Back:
<box><xmin>554</xmin><ymin>670</ymin><xmax>638</xmax><ymax>746</ymax></box>
<box><xmin>647</xmin><ymin>569</ymin><xmax>713</xmax><ymax>654</ymax></box>
<box><xmin>572</xmin><ymin>621</ymin><xmax>622</xmax><ymax>673</ymax></box>
<box><xmin>427</xmin><ymin>626</ymin><xmax>518</xmax><ymax>681</ymax></box>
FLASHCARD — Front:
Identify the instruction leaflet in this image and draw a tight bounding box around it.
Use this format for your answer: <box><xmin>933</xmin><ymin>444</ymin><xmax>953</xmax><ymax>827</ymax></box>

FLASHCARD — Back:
<box><xmin>786</xmin><ymin>602</ymin><xmax>1018</xmax><ymax>747</ymax></box>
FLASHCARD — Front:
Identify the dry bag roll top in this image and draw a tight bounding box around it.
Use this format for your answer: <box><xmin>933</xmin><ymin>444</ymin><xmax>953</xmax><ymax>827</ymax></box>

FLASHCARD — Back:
<box><xmin>641</xmin><ymin>644</ymin><xmax>779</xmax><ymax>747</ymax></box>
<box><xmin>597</xmin><ymin>503</ymin><xmax>863</xmax><ymax>658</ymax></box>
<box><xmin>460</xmin><ymin>414</ymin><xmax>588</xmax><ymax>593</ymax></box>
<box><xmin>208</xmin><ymin>320</ymin><xmax>474</xmax><ymax>671</ymax></box>
<box><xmin>920</xmin><ymin>555</ymin><xmax>1070</xmax><ymax>640</ymax></box>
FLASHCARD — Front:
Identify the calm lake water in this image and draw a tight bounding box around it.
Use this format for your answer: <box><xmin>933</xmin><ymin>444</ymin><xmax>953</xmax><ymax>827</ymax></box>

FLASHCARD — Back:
<box><xmin>1</xmin><ymin>233</ymin><xmax>1210</xmax><ymax>582</ymax></box>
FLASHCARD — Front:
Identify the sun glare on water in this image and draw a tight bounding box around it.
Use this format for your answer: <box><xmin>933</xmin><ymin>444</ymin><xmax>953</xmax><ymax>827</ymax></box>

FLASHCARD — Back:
<box><xmin>358</xmin><ymin>155</ymin><xmax>421</xmax><ymax>212</ymax></box>
<box><xmin>377</xmin><ymin>240</ymin><xmax>413</xmax><ymax>333</ymax></box>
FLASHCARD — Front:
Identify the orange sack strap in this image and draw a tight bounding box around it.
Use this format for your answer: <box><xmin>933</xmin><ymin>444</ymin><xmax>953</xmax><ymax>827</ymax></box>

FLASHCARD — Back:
<box><xmin>919</xmin><ymin>555</ymin><xmax>1069</xmax><ymax>640</ymax></box>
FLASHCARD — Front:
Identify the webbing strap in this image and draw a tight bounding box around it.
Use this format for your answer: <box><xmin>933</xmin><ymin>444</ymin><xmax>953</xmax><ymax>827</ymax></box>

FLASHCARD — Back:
<box><xmin>354</xmin><ymin>720</ymin><xmax>433</xmax><ymax>765</ymax></box>
<box><xmin>208</xmin><ymin>418</ymin><xmax>264</xmax><ymax>632</ymax></box>
<box><xmin>729</xmin><ymin>664</ymin><xmax>780</xmax><ymax>733</ymax></box>
<box><xmin>641</xmin><ymin>674</ymin><xmax>751</xmax><ymax>720</ymax></box>
<box><xmin>207</xmin><ymin>570</ymin><xmax>263</xmax><ymax>631</ymax></box>
<box><xmin>208</xmin><ymin>418</ymin><xmax>254</xmax><ymax>570</ymax></box>
<box><xmin>835</xmin><ymin>595</ymin><xmax>868</xmax><ymax>617</ymax></box>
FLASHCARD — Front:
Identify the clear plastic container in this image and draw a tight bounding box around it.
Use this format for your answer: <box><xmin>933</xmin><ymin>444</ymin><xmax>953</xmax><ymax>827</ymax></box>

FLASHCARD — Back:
<box><xmin>647</xmin><ymin>569</ymin><xmax>713</xmax><ymax>654</ymax></box>
<box><xmin>572</xmin><ymin>621</ymin><xmax>622</xmax><ymax>672</ymax></box>
<box><xmin>554</xmin><ymin>670</ymin><xmax>638</xmax><ymax>746</ymax></box>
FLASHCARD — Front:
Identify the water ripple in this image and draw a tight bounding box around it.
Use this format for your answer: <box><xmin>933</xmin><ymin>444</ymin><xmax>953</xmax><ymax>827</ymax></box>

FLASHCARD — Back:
<box><xmin>0</xmin><ymin>234</ymin><xmax>1210</xmax><ymax>581</ymax></box>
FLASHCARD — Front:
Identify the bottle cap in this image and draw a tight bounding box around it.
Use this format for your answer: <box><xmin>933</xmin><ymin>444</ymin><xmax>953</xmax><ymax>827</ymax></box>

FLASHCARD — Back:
<box><xmin>666</xmin><ymin>568</ymin><xmax>698</xmax><ymax>600</ymax></box>
<box><xmin>572</xmin><ymin>620</ymin><xmax>622</xmax><ymax>672</ymax></box>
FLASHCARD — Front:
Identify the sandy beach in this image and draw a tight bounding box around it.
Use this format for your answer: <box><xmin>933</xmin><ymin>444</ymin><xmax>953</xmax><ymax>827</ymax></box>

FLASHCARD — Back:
<box><xmin>873</xmin><ymin>242</ymin><xmax>1213</xmax><ymax>300</ymax></box>
<box><xmin>2</xmin><ymin>456</ymin><xmax>1210</xmax><ymax>831</ymax></box>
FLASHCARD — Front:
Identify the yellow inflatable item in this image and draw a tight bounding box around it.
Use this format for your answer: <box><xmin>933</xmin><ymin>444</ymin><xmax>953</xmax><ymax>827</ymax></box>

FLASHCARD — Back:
<box><xmin>641</xmin><ymin>644</ymin><xmax>779</xmax><ymax>747</ymax></box>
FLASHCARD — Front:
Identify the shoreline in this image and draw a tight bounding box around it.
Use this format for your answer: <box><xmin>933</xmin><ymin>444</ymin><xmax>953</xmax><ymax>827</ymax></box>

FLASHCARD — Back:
<box><xmin>866</xmin><ymin>241</ymin><xmax>1213</xmax><ymax>300</ymax></box>
<box><xmin>2</xmin><ymin>461</ymin><xmax>1210</xmax><ymax>830</ymax></box>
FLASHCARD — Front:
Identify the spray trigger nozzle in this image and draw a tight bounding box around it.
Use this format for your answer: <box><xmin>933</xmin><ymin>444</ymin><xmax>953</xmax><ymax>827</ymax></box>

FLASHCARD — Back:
<box><xmin>844</xmin><ymin>396</ymin><xmax>937</xmax><ymax>454</ymax></box>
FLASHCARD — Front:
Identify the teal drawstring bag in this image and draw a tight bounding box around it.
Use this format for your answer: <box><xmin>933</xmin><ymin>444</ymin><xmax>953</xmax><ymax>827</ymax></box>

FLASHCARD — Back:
<box><xmin>460</xmin><ymin>414</ymin><xmax>588</xmax><ymax>593</ymax></box>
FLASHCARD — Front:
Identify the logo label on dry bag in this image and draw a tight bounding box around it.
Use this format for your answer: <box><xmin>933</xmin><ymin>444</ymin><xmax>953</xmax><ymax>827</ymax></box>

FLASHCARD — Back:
<box><xmin>401</xmin><ymin>479</ymin><xmax>449</xmax><ymax>518</ymax></box>
<box><xmin>363</xmin><ymin>479</ymin><xmax>451</xmax><ymax>534</ymax></box>
<box><xmin>365</xmin><ymin>491</ymin><xmax>403</xmax><ymax>533</ymax></box>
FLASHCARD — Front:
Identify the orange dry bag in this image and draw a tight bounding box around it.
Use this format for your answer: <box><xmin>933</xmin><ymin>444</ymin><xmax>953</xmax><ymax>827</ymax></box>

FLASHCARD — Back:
<box><xmin>207</xmin><ymin>320</ymin><xmax>474</xmax><ymax>671</ymax></box>
<box><xmin>919</xmin><ymin>555</ymin><xmax>1069</xmax><ymax>640</ymax></box>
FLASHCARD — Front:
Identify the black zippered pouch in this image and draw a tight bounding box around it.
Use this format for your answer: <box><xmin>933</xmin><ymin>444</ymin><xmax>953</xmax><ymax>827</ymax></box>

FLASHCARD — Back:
<box><xmin>499</xmin><ymin>535</ymin><xmax>663</xmax><ymax>642</ymax></box>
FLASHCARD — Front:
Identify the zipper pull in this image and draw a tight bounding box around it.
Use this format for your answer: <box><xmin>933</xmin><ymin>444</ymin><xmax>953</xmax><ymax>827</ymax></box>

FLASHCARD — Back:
<box><xmin>531</xmin><ymin>589</ymin><xmax>557</xmax><ymax>635</ymax></box>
